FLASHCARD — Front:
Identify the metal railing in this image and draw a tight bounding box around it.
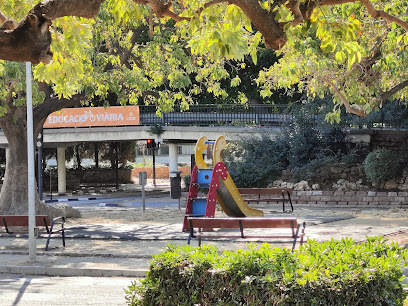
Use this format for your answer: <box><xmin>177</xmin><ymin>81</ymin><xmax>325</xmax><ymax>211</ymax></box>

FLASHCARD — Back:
<box><xmin>139</xmin><ymin>104</ymin><xmax>295</xmax><ymax>127</ymax></box>
<box><xmin>139</xmin><ymin>103</ymin><xmax>408</xmax><ymax>129</ymax></box>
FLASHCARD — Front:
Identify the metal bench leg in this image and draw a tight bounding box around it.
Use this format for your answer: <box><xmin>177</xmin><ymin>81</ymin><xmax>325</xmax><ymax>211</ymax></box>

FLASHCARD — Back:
<box><xmin>291</xmin><ymin>224</ymin><xmax>301</xmax><ymax>252</ymax></box>
<box><xmin>299</xmin><ymin>222</ymin><xmax>306</xmax><ymax>246</ymax></box>
<box><xmin>187</xmin><ymin>230</ymin><xmax>194</xmax><ymax>245</ymax></box>
<box><xmin>283</xmin><ymin>191</ymin><xmax>294</xmax><ymax>213</ymax></box>
<box><xmin>61</xmin><ymin>223</ymin><xmax>65</xmax><ymax>248</ymax></box>
<box><xmin>2</xmin><ymin>217</ymin><xmax>12</xmax><ymax>234</ymax></box>
<box><xmin>187</xmin><ymin>220</ymin><xmax>195</xmax><ymax>245</ymax></box>
<box><xmin>45</xmin><ymin>223</ymin><xmax>54</xmax><ymax>251</ymax></box>
<box><xmin>288</xmin><ymin>193</ymin><xmax>294</xmax><ymax>212</ymax></box>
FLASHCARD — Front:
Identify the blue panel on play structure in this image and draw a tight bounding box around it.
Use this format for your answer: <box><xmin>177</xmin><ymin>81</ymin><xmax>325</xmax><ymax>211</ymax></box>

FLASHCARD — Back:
<box><xmin>197</xmin><ymin>169</ymin><xmax>213</xmax><ymax>188</ymax></box>
<box><xmin>192</xmin><ymin>199</ymin><xmax>207</xmax><ymax>215</ymax></box>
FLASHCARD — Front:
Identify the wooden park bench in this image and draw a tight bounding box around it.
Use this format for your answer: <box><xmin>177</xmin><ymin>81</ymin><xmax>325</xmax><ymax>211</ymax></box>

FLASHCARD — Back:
<box><xmin>0</xmin><ymin>215</ymin><xmax>66</xmax><ymax>251</ymax></box>
<box><xmin>187</xmin><ymin>217</ymin><xmax>306</xmax><ymax>252</ymax></box>
<box><xmin>238</xmin><ymin>188</ymin><xmax>294</xmax><ymax>212</ymax></box>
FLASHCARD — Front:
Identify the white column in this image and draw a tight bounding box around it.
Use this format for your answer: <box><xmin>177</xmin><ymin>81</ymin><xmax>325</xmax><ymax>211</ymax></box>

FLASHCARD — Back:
<box><xmin>168</xmin><ymin>143</ymin><xmax>178</xmax><ymax>176</ymax></box>
<box><xmin>57</xmin><ymin>147</ymin><xmax>66</xmax><ymax>195</ymax></box>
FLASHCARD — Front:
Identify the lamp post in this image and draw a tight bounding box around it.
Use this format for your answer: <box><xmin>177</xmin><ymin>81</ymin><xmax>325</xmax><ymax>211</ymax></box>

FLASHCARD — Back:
<box><xmin>26</xmin><ymin>62</ymin><xmax>36</xmax><ymax>261</ymax></box>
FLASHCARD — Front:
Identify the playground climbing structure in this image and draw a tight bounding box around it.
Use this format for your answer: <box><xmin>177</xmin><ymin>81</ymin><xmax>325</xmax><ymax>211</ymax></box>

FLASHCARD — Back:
<box><xmin>183</xmin><ymin>136</ymin><xmax>263</xmax><ymax>231</ymax></box>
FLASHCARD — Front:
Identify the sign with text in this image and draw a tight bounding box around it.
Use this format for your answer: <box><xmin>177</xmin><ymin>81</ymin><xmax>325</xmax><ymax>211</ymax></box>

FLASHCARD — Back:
<box><xmin>44</xmin><ymin>106</ymin><xmax>140</xmax><ymax>128</ymax></box>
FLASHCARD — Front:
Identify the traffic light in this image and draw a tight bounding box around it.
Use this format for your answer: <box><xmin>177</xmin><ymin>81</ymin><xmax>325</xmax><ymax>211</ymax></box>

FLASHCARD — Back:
<box><xmin>146</xmin><ymin>139</ymin><xmax>155</xmax><ymax>148</ymax></box>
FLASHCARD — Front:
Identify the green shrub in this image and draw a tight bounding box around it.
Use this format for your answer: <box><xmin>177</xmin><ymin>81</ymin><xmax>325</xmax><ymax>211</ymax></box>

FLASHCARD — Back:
<box><xmin>364</xmin><ymin>148</ymin><xmax>402</xmax><ymax>184</ymax></box>
<box><xmin>221</xmin><ymin>100</ymin><xmax>362</xmax><ymax>187</ymax></box>
<box><xmin>126</xmin><ymin>238</ymin><xmax>407</xmax><ymax>305</ymax></box>
<box><xmin>222</xmin><ymin>134</ymin><xmax>289</xmax><ymax>187</ymax></box>
<box><xmin>182</xmin><ymin>174</ymin><xmax>191</xmax><ymax>191</ymax></box>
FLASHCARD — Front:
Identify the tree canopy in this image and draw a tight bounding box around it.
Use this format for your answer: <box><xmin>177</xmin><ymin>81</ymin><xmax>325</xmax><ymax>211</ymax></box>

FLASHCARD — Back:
<box><xmin>1</xmin><ymin>0</ymin><xmax>408</xmax><ymax>117</ymax></box>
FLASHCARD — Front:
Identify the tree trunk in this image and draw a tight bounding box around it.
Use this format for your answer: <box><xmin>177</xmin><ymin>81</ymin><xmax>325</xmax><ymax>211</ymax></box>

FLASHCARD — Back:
<box><xmin>0</xmin><ymin>126</ymin><xmax>31</xmax><ymax>214</ymax></box>
<box><xmin>0</xmin><ymin>105</ymin><xmax>78</xmax><ymax>218</ymax></box>
<box><xmin>0</xmin><ymin>119</ymin><xmax>60</xmax><ymax>217</ymax></box>
<box><xmin>75</xmin><ymin>145</ymin><xmax>81</xmax><ymax>169</ymax></box>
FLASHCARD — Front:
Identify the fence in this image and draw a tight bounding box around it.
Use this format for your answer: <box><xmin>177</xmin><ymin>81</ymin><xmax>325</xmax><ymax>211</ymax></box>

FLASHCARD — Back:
<box><xmin>138</xmin><ymin>103</ymin><xmax>408</xmax><ymax>129</ymax></box>
<box><xmin>139</xmin><ymin>104</ymin><xmax>296</xmax><ymax>127</ymax></box>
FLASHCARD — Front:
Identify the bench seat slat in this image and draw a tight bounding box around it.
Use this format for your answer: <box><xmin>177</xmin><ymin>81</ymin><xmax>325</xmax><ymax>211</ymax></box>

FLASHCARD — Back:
<box><xmin>0</xmin><ymin>215</ymin><xmax>65</xmax><ymax>251</ymax></box>
<box><xmin>192</xmin><ymin>234</ymin><xmax>300</xmax><ymax>239</ymax></box>
<box><xmin>238</xmin><ymin>188</ymin><xmax>294</xmax><ymax>213</ymax></box>
<box><xmin>190</xmin><ymin>218</ymin><xmax>297</xmax><ymax>229</ymax></box>
<box><xmin>238</xmin><ymin>188</ymin><xmax>293</xmax><ymax>195</ymax></box>
<box><xmin>244</xmin><ymin>198</ymin><xmax>285</xmax><ymax>203</ymax></box>
<box><xmin>187</xmin><ymin>217</ymin><xmax>305</xmax><ymax>251</ymax></box>
<box><xmin>0</xmin><ymin>215</ymin><xmax>49</xmax><ymax>227</ymax></box>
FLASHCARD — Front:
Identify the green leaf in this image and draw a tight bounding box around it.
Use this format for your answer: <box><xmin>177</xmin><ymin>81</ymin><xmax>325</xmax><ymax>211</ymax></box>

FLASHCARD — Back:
<box><xmin>335</xmin><ymin>51</ymin><xmax>346</xmax><ymax>64</ymax></box>
<box><xmin>348</xmin><ymin>53</ymin><xmax>356</xmax><ymax>70</ymax></box>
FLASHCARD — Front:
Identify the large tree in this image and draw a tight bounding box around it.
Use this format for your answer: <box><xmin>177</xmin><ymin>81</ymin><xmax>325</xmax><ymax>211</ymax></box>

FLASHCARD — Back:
<box><xmin>1</xmin><ymin>0</ymin><xmax>408</xmax><ymax>215</ymax></box>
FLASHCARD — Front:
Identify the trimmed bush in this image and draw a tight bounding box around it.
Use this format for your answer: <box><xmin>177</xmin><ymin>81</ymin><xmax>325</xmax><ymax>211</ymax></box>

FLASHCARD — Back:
<box><xmin>364</xmin><ymin>148</ymin><xmax>402</xmax><ymax>184</ymax></box>
<box><xmin>126</xmin><ymin>237</ymin><xmax>407</xmax><ymax>305</ymax></box>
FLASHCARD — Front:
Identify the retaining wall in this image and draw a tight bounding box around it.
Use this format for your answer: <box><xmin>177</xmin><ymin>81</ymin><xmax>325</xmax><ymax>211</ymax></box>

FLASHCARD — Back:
<box><xmin>291</xmin><ymin>190</ymin><xmax>408</xmax><ymax>208</ymax></box>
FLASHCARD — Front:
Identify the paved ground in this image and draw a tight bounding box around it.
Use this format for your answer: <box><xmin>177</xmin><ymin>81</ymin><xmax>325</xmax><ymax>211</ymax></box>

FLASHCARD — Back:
<box><xmin>0</xmin><ymin>274</ymin><xmax>134</xmax><ymax>306</ymax></box>
<box><xmin>0</xmin><ymin>185</ymin><xmax>407</xmax><ymax>280</ymax></box>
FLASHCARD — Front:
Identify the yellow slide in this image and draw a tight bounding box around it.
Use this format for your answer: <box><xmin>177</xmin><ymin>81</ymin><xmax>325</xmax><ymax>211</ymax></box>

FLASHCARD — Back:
<box><xmin>212</xmin><ymin>136</ymin><xmax>264</xmax><ymax>217</ymax></box>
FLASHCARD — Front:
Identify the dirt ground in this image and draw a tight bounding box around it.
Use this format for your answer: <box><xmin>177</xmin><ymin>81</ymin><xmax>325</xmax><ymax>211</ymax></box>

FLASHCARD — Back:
<box><xmin>72</xmin><ymin>205</ymin><xmax>408</xmax><ymax>245</ymax></box>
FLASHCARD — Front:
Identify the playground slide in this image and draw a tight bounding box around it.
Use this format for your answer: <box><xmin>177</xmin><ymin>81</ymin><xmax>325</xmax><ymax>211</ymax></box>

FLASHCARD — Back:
<box><xmin>213</xmin><ymin>136</ymin><xmax>264</xmax><ymax>217</ymax></box>
<box><xmin>216</xmin><ymin>173</ymin><xmax>264</xmax><ymax>217</ymax></box>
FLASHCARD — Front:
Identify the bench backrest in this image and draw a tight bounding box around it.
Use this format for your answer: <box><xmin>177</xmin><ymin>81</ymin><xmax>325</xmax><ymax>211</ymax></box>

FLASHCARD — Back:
<box><xmin>0</xmin><ymin>215</ymin><xmax>50</xmax><ymax>227</ymax></box>
<box><xmin>238</xmin><ymin>188</ymin><xmax>293</xmax><ymax>195</ymax></box>
<box><xmin>188</xmin><ymin>217</ymin><xmax>297</xmax><ymax>229</ymax></box>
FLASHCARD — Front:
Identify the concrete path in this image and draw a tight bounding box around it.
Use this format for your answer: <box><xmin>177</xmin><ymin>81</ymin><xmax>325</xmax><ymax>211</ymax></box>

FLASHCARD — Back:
<box><xmin>0</xmin><ymin>190</ymin><xmax>407</xmax><ymax>278</ymax></box>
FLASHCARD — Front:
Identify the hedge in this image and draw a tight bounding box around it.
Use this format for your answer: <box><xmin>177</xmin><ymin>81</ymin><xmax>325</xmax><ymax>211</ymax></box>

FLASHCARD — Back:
<box><xmin>364</xmin><ymin>148</ymin><xmax>402</xmax><ymax>184</ymax></box>
<box><xmin>125</xmin><ymin>237</ymin><xmax>407</xmax><ymax>305</ymax></box>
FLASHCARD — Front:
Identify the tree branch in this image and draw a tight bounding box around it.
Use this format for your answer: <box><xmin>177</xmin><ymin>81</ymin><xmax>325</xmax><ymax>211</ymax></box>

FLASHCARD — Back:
<box><xmin>328</xmin><ymin>82</ymin><xmax>369</xmax><ymax>117</ymax></box>
<box><xmin>133</xmin><ymin>0</ymin><xmax>227</xmax><ymax>22</ymax></box>
<box><xmin>321</xmin><ymin>75</ymin><xmax>408</xmax><ymax>117</ymax></box>
<box><xmin>5</xmin><ymin>81</ymin><xmax>18</xmax><ymax>111</ymax></box>
<box><xmin>318</xmin><ymin>75</ymin><xmax>369</xmax><ymax>117</ymax></box>
<box><xmin>103</xmin><ymin>26</ymin><xmax>144</xmax><ymax>72</ymax></box>
<box><xmin>229</xmin><ymin>0</ymin><xmax>286</xmax><ymax>49</ymax></box>
<box><xmin>32</xmin><ymin>0</ymin><xmax>105</xmax><ymax>20</ymax></box>
<box><xmin>33</xmin><ymin>94</ymin><xmax>84</xmax><ymax>127</ymax></box>
<box><xmin>360</xmin><ymin>0</ymin><xmax>408</xmax><ymax>32</ymax></box>
<box><xmin>291</xmin><ymin>0</ymin><xmax>304</xmax><ymax>25</ymax></box>
<box><xmin>320</xmin><ymin>0</ymin><xmax>358</xmax><ymax>4</ymax></box>
<box><xmin>0</xmin><ymin>10</ymin><xmax>7</xmax><ymax>23</ymax></box>
<box><xmin>0</xmin><ymin>0</ymin><xmax>105</xmax><ymax>64</ymax></box>
<box><xmin>283</xmin><ymin>0</ymin><xmax>305</xmax><ymax>27</ymax></box>
<box><xmin>120</xmin><ymin>27</ymin><xmax>144</xmax><ymax>67</ymax></box>
<box><xmin>380</xmin><ymin>79</ymin><xmax>408</xmax><ymax>101</ymax></box>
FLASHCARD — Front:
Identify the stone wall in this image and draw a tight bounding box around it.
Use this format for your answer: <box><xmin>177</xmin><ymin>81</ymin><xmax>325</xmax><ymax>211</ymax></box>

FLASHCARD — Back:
<box><xmin>43</xmin><ymin>169</ymin><xmax>132</xmax><ymax>191</ymax></box>
<box><xmin>291</xmin><ymin>190</ymin><xmax>408</xmax><ymax>208</ymax></box>
<box><xmin>370</xmin><ymin>129</ymin><xmax>408</xmax><ymax>151</ymax></box>
<box><xmin>43</xmin><ymin>171</ymin><xmax>80</xmax><ymax>191</ymax></box>
<box><xmin>78</xmin><ymin>169</ymin><xmax>133</xmax><ymax>184</ymax></box>
<box><xmin>347</xmin><ymin>129</ymin><xmax>408</xmax><ymax>152</ymax></box>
